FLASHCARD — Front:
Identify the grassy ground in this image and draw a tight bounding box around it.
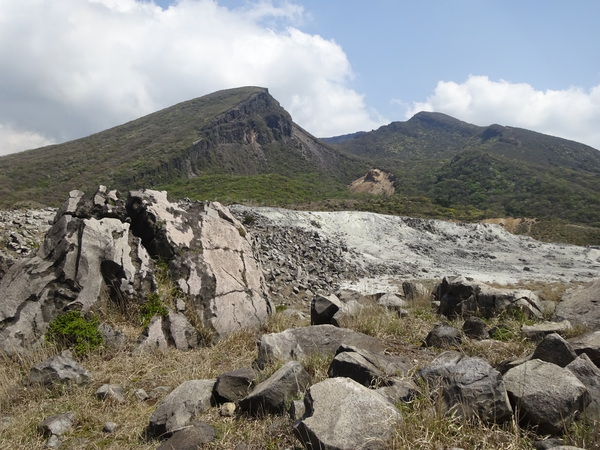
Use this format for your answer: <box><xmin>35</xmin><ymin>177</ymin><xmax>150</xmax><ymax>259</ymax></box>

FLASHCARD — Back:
<box><xmin>0</xmin><ymin>284</ymin><xmax>597</xmax><ymax>449</ymax></box>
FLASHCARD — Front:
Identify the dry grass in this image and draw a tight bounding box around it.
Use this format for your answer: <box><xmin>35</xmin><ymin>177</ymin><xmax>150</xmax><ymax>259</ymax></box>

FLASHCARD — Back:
<box><xmin>0</xmin><ymin>288</ymin><xmax>597</xmax><ymax>449</ymax></box>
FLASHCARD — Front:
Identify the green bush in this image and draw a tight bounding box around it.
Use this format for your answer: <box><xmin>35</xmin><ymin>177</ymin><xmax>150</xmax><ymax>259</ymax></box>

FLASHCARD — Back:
<box><xmin>45</xmin><ymin>311</ymin><xmax>103</xmax><ymax>356</ymax></box>
<box><xmin>140</xmin><ymin>292</ymin><xmax>168</xmax><ymax>328</ymax></box>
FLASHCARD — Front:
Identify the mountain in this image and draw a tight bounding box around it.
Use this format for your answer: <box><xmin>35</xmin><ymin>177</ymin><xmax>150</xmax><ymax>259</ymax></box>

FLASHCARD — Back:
<box><xmin>327</xmin><ymin>112</ymin><xmax>600</xmax><ymax>226</ymax></box>
<box><xmin>0</xmin><ymin>87</ymin><xmax>364</xmax><ymax>207</ymax></box>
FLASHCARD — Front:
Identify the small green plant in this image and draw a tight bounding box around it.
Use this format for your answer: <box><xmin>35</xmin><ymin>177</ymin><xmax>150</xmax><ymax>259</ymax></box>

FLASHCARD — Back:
<box><xmin>140</xmin><ymin>292</ymin><xmax>168</xmax><ymax>328</ymax></box>
<box><xmin>45</xmin><ymin>311</ymin><xmax>103</xmax><ymax>356</ymax></box>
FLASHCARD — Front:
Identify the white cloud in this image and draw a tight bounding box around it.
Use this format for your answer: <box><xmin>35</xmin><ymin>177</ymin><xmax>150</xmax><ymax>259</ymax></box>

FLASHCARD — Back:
<box><xmin>404</xmin><ymin>75</ymin><xmax>600</xmax><ymax>149</ymax></box>
<box><xmin>0</xmin><ymin>125</ymin><xmax>55</xmax><ymax>156</ymax></box>
<box><xmin>0</xmin><ymin>0</ymin><xmax>384</xmax><ymax>155</ymax></box>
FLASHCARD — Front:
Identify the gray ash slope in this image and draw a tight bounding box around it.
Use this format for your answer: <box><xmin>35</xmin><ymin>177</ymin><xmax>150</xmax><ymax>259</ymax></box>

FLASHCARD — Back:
<box><xmin>231</xmin><ymin>205</ymin><xmax>600</xmax><ymax>296</ymax></box>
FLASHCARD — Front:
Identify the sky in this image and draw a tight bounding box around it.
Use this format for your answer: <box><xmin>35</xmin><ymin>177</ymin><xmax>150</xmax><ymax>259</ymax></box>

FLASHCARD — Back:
<box><xmin>1</xmin><ymin>0</ymin><xmax>600</xmax><ymax>156</ymax></box>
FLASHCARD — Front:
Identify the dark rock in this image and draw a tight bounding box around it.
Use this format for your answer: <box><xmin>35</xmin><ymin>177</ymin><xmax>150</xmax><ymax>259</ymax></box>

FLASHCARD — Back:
<box><xmin>214</xmin><ymin>367</ymin><xmax>257</xmax><ymax>403</ymax></box>
<box><xmin>328</xmin><ymin>345</ymin><xmax>411</xmax><ymax>387</ymax></box>
<box><xmin>156</xmin><ymin>422</ymin><xmax>216</xmax><ymax>450</ymax></box>
<box><xmin>531</xmin><ymin>333</ymin><xmax>578</xmax><ymax>368</ymax></box>
<box><xmin>504</xmin><ymin>359</ymin><xmax>590</xmax><ymax>434</ymax></box>
<box><xmin>424</xmin><ymin>323</ymin><xmax>462</xmax><ymax>348</ymax></box>
<box><xmin>310</xmin><ymin>293</ymin><xmax>342</xmax><ymax>325</ymax></box>
<box><xmin>554</xmin><ymin>278</ymin><xmax>600</xmax><ymax>331</ymax></box>
<box><xmin>239</xmin><ymin>361</ymin><xmax>311</xmax><ymax>416</ymax></box>
<box><xmin>417</xmin><ymin>351</ymin><xmax>513</xmax><ymax>424</ymax></box>
<box><xmin>566</xmin><ymin>353</ymin><xmax>600</xmax><ymax>417</ymax></box>
<box><xmin>293</xmin><ymin>377</ymin><xmax>402</xmax><ymax>450</ymax></box>
<box><xmin>462</xmin><ymin>316</ymin><xmax>488</xmax><ymax>340</ymax></box>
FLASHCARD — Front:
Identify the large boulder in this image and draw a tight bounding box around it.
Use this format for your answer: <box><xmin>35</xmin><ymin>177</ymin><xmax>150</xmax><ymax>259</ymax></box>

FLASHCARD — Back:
<box><xmin>255</xmin><ymin>324</ymin><xmax>384</xmax><ymax>369</ymax></box>
<box><xmin>554</xmin><ymin>279</ymin><xmax>600</xmax><ymax>331</ymax></box>
<box><xmin>127</xmin><ymin>190</ymin><xmax>272</xmax><ymax>336</ymax></box>
<box><xmin>293</xmin><ymin>377</ymin><xmax>402</xmax><ymax>450</ymax></box>
<box><xmin>503</xmin><ymin>359</ymin><xmax>590</xmax><ymax>434</ymax></box>
<box><xmin>416</xmin><ymin>351</ymin><xmax>513</xmax><ymax>424</ymax></box>
<box><xmin>437</xmin><ymin>276</ymin><xmax>543</xmax><ymax>319</ymax></box>
<box><xmin>566</xmin><ymin>353</ymin><xmax>600</xmax><ymax>418</ymax></box>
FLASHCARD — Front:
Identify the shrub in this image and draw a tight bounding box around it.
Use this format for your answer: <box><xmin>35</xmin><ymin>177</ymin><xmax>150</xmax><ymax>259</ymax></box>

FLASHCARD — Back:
<box><xmin>45</xmin><ymin>311</ymin><xmax>103</xmax><ymax>356</ymax></box>
<box><xmin>140</xmin><ymin>292</ymin><xmax>168</xmax><ymax>328</ymax></box>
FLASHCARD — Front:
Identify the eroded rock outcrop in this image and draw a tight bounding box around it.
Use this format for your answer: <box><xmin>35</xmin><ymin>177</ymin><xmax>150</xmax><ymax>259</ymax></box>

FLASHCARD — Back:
<box><xmin>0</xmin><ymin>187</ymin><xmax>272</xmax><ymax>355</ymax></box>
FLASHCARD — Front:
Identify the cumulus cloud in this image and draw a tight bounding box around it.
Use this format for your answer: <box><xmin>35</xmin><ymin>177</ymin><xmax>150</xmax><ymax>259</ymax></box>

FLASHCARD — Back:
<box><xmin>0</xmin><ymin>0</ymin><xmax>383</xmax><ymax>155</ymax></box>
<box><xmin>404</xmin><ymin>75</ymin><xmax>600</xmax><ymax>149</ymax></box>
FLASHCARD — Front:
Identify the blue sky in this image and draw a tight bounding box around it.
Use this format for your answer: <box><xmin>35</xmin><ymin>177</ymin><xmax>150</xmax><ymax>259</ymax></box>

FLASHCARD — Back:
<box><xmin>1</xmin><ymin>0</ymin><xmax>599</xmax><ymax>155</ymax></box>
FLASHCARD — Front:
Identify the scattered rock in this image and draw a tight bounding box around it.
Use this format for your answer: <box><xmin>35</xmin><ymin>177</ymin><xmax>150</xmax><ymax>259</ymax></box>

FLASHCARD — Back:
<box><xmin>255</xmin><ymin>324</ymin><xmax>384</xmax><ymax>369</ymax></box>
<box><xmin>521</xmin><ymin>321</ymin><xmax>572</xmax><ymax>342</ymax></box>
<box><xmin>96</xmin><ymin>384</ymin><xmax>126</xmax><ymax>403</ymax></box>
<box><xmin>28</xmin><ymin>351</ymin><xmax>90</xmax><ymax>386</ymax></box>
<box><xmin>38</xmin><ymin>412</ymin><xmax>75</xmax><ymax>437</ymax></box>
<box><xmin>569</xmin><ymin>331</ymin><xmax>600</xmax><ymax>367</ymax></box>
<box><xmin>103</xmin><ymin>422</ymin><xmax>118</xmax><ymax>433</ymax></box>
<box><xmin>530</xmin><ymin>333</ymin><xmax>578</xmax><ymax>368</ymax></box>
<box><xmin>293</xmin><ymin>377</ymin><xmax>402</xmax><ymax>450</ymax></box>
<box><xmin>375</xmin><ymin>377</ymin><xmax>419</xmax><ymax>404</ymax></box>
<box><xmin>310</xmin><ymin>293</ymin><xmax>343</xmax><ymax>325</ymax></box>
<box><xmin>566</xmin><ymin>353</ymin><xmax>600</xmax><ymax>417</ymax></box>
<box><xmin>147</xmin><ymin>379</ymin><xmax>216</xmax><ymax>439</ymax></box>
<box><xmin>417</xmin><ymin>351</ymin><xmax>513</xmax><ymax>424</ymax></box>
<box><xmin>214</xmin><ymin>367</ymin><xmax>257</xmax><ymax>403</ymax></box>
<box><xmin>554</xmin><ymin>278</ymin><xmax>600</xmax><ymax>330</ymax></box>
<box><xmin>156</xmin><ymin>422</ymin><xmax>216</xmax><ymax>450</ymax></box>
<box><xmin>220</xmin><ymin>402</ymin><xmax>236</xmax><ymax>417</ymax></box>
<box><xmin>503</xmin><ymin>359</ymin><xmax>590</xmax><ymax>434</ymax></box>
<box><xmin>462</xmin><ymin>316</ymin><xmax>488</xmax><ymax>340</ymax></box>
<box><xmin>424</xmin><ymin>323</ymin><xmax>462</xmax><ymax>348</ymax></box>
<box><xmin>239</xmin><ymin>361</ymin><xmax>311</xmax><ymax>416</ymax></box>
<box><xmin>402</xmin><ymin>281</ymin><xmax>430</xmax><ymax>301</ymax></box>
<box><xmin>377</xmin><ymin>292</ymin><xmax>407</xmax><ymax>311</ymax></box>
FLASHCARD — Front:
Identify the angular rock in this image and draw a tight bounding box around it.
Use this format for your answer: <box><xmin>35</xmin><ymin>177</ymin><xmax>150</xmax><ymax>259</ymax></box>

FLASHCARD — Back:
<box><xmin>530</xmin><ymin>333</ymin><xmax>578</xmax><ymax>368</ymax></box>
<box><xmin>554</xmin><ymin>278</ymin><xmax>600</xmax><ymax>331</ymax></box>
<box><xmin>28</xmin><ymin>351</ymin><xmax>90</xmax><ymax>386</ymax></box>
<box><xmin>521</xmin><ymin>321</ymin><xmax>572</xmax><ymax>342</ymax></box>
<box><xmin>294</xmin><ymin>377</ymin><xmax>402</xmax><ymax>450</ymax></box>
<box><xmin>503</xmin><ymin>359</ymin><xmax>590</xmax><ymax>434</ymax></box>
<box><xmin>328</xmin><ymin>345</ymin><xmax>411</xmax><ymax>387</ymax></box>
<box><xmin>417</xmin><ymin>351</ymin><xmax>513</xmax><ymax>424</ymax></box>
<box><xmin>424</xmin><ymin>323</ymin><xmax>462</xmax><ymax>348</ymax></box>
<box><xmin>38</xmin><ymin>412</ymin><xmax>75</xmax><ymax>437</ymax></box>
<box><xmin>569</xmin><ymin>331</ymin><xmax>600</xmax><ymax>367</ymax></box>
<box><xmin>147</xmin><ymin>379</ymin><xmax>216</xmax><ymax>438</ymax></box>
<box><xmin>463</xmin><ymin>316</ymin><xmax>488</xmax><ymax>340</ymax></box>
<box><xmin>377</xmin><ymin>292</ymin><xmax>407</xmax><ymax>311</ymax></box>
<box><xmin>96</xmin><ymin>384</ymin><xmax>126</xmax><ymax>403</ymax></box>
<box><xmin>239</xmin><ymin>361</ymin><xmax>311</xmax><ymax>416</ymax></box>
<box><xmin>134</xmin><ymin>316</ymin><xmax>169</xmax><ymax>355</ymax></box>
<box><xmin>164</xmin><ymin>311</ymin><xmax>200</xmax><ymax>350</ymax></box>
<box><xmin>98</xmin><ymin>323</ymin><xmax>127</xmax><ymax>350</ymax></box>
<box><xmin>438</xmin><ymin>276</ymin><xmax>543</xmax><ymax>319</ymax></box>
<box><xmin>255</xmin><ymin>324</ymin><xmax>384</xmax><ymax>369</ymax></box>
<box><xmin>128</xmin><ymin>190</ymin><xmax>273</xmax><ymax>336</ymax></box>
<box><xmin>310</xmin><ymin>293</ymin><xmax>343</xmax><ymax>326</ymax></box>
<box><xmin>214</xmin><ymin>367</ymin><xmax>257</xmax><ymax>403</ymax></box>
<box><xmin>376</xmin><ymin>377</ymin><xmax>419</xmax><ymax>404</ymax></box>
<box><xmin>402</xmin><ymin>281</ymin><xmax>430</xmax><ymax>301</ymax></box>
<box><xmin>156</xmin><ymin>422</ymin><xmax>216</xmax><ymax>450</ymax></box>
<box><xmin>566</xmin><ymin>353</ymin><xmax>600</xmax><ymax>417</ymax></box>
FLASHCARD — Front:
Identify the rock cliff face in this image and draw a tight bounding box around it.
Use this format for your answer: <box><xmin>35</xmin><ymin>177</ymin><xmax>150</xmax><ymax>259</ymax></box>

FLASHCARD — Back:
<box><xmin>0</xmin><ymin>187</ymin><xmax>271</xmax><ymax>355</ymax></box>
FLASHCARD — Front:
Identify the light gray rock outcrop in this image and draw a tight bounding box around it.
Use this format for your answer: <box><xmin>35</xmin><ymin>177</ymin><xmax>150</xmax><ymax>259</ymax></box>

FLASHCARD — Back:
<box><xmin>293</xmin><ymin>377</ymin><xmax>402</xmax><ymax>450</ymax></box>
<box><xmin>417</xmin><ymin>351</ymin><xmax>513</xmax><ymax>424</ymax></box>
<box><xmin>437</xmin><ymin>276</ymin><xmax>543</xmax><ymax>319</ymax></box>
<box><xmin>554</xmin><ymin>279</ymin><xmax>600</xmax><ymax>330</ymax></box>
<box><xmin>28</xmin><ymin>350</ymin><xmax>90</xmax><ymax>386</ymax></box>
<box><xmin>239</xmin><ymin>361</ymin><xmax>311</xmax><ymax>416</ymax></box>
<box><xmin>255</xmin><ymin>324</ymin><xmax>384</xmax><ymax>369</ymax></box>
<box><xmin>503</xmin><ymin>359</ymin><xmax>590</xmax><ymax>434</ymax></box>
<box><xmin>147</xmin><ymin>379</ymin><xmax>216</xmax><ymax>438</ymax></box>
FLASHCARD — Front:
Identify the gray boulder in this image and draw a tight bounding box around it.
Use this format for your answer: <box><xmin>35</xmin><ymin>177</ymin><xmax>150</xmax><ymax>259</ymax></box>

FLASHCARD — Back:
<box><xmin>503</xmin><ymin>359</ymin><xmax>590</xmax><ymax>434</ymax></box>
<box><xmin>554</xmin><ymin>278</ymin><xmax>600</xmax><ymax>330</ymax></box>
<box><xmin>566</xmin><ymin>353</ymin><xmax>600</xmax><ymax>417</ymax></box>
<box><xmin>569</xmin><ymin>331</ymin><xmax>600</xmax><ymax>367</ymax></box>
<box><xmin>156</xmin><ymin>422</ymin><xmax>216</xmax><ymax>450</ymax></box>
<box><xmin>214</xmin><ymin>367</ymin><xmax>257</xmax><ymax>403</ymax></box>
<box><xmin>96</xmin><ymin>384</ymin><xmax>125</xmax><ymax>403</ymax></box>
<box><xmin>530</xmin><ymin>333</ymin><xmax>578</xmax><ymax>368</ymax></box>
<box><xmin>28</xmin><ymin>350</ymin><xmax>90</xmax><ymax>386</ymax></box>
<box><xmin>293</xmin><ymin>377</ymin><xmax>402</xmax><ymax>450</ymax></box>
<box><xmin>462</xmin><ymin>316</ymin><xmax>488</xmax><ymax>340</ymax></box>
<box><xmin>255</xmin><ymin>324</ymin><xmax>384</xmax><ymax>369</ymax></box>
<box><xmin>438</xmin><ymin>276</ymin><xmax>543</xmax><ymax>319</ymax></box>
<box><xmin>38</xmin><ymin>412</ymin><xmax>75</xmax><ymax>437</ymax></box>
<box><xmin>328</xmin><ymin>345</ymin><xmax>411</xmax><ymax>387</ymax></box>
<box><xmin>417</xmin><ymin>351</ymin><xmax>513</xmax><ymax>424</ymax></box>
<box><xmin>239</xmin><ymin>361</ymin><xmax>311</xmax><ymax>416</ymax></box>
<box><xmin>147</xmin><ymin>379</ymin><xmax>216</xmax><ymax>438</ymax></box>
<box><xmin>377</xmin><ymin>292</ymin><xmax>407</xmax><ymax>311</ymax></box>
<box><xmin>402</xmin><ymin>281</ymin><xmax>430</xmax><ymax>301</ymax></box>
<box><xmin>521</xmin><ymin>321</ymin><xmax>572</xmax><ymax>341</ymax></box>
<box><xmin>310</xmin><ymin>293</ymin><xmax>343</xmax><ymax>325</ymax></box>
<box><xmin>424</xmin><ymin>323</ymin><xmax>462</xmax><ymax>348</ymax></box>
